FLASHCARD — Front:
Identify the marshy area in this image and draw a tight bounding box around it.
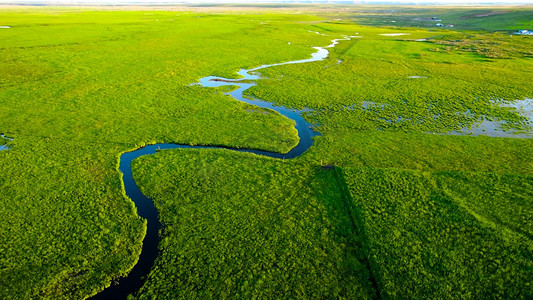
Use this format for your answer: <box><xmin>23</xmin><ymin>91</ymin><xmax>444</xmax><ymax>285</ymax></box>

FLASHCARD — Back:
<box><xmin>0</xmin><ymin>5</ymin><xmax>531</xmax><ymax>299</ymax></box>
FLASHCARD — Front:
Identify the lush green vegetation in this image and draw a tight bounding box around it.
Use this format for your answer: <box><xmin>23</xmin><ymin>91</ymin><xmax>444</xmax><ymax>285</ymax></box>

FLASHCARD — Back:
<box><xmin>248</xmin><ymin>23</ymin><xmax>533</xmax><ymax>134</ymax></box>
<box><xmin>131</xmin><ymin>149</ymin><xmax>375</xmax><ymax>299</ymax></box>
<box><xmin>343</xmin><ymin>6</ymin><xmax>533</xmax><ymax>31</ymax></box>
<box><xmin>0</xmin><ymin>5</ymin><xmax>531</xmax><ymax>299</ymax></box>
<box><xmin>343</xmin><ymin>167</ymin><xmax>533</xmax><ymax>298</ymax></box>
<box><xmin>306</xmin><ymin>131</ymin><xmax>533</xmax><ymax>175</ymax></box>
<box><xmin>0</xmin><ymin>8</ymin><xmax>321</xmax><ymax>298</ymax></box>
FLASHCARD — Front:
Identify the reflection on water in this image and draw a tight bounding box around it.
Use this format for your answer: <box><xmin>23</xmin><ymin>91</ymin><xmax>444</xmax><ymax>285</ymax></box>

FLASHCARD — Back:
<box><xmin>0</xmin><ymin>134</ymin><xmax>12</xmax><ymax>151</ymax></box>
<box><xmin>197</xmin><ymin>36</ymin><xmax>361</xmax><ymax>157</ymax></box>
<box><xmin>93</xmin><ymin>35</ymin><xmax>358</xmax><ymax>299</ymax></box>
<box><xmin>454</xmin><ymin>98</ymin><xmax>532</xmax><ymax>138</ymax></box>
<box><xmin>344</xmin><ymin>98</ymin><xmax>531</xmax><ymax>138</ymax></box>
<box><xmin>501</xmin><ymin>98</ymin><xmax>533</xmax><ymax>119</ymax></box>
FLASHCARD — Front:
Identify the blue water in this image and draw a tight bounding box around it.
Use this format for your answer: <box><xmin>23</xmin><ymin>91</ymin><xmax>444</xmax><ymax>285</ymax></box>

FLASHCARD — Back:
<box><xmin>0</xmin><ymin>134</ymin><xmax>12</xmax><ymax>151</ymax></box>
<box><xmin>450</xmin><ymin>98</ymin><xmax>533</xmax><ymax>138</ymax></box>
<box><xmin>92</xmin><ymin>36</ymin><xmax>356</xmax><ymax>299</ymax></box>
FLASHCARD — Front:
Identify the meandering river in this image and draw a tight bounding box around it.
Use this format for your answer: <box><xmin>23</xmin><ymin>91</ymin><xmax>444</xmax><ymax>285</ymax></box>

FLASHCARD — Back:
<box><xmin>1</xmin><ymin>34</ymin><xmax>529</xmax><ymax>298</ymax></box>
<box><xmin>0</xmin><ymin>134</ymin><xmax>12</xmax><ymax>151</ymax></box>
<box><xmin>91</xmin><ymin>36</ymin><xmax>354</xmax><ymax>299</ymax></box>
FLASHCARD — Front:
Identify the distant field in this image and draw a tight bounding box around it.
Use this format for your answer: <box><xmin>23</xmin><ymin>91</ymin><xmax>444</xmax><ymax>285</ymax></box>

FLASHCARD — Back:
<box><xmin>0</xmin><ymin>5</ymin><xmax>531</xmax><ymax>299</ymax></box>
<box><xmin>340</xmin><ymin>6</ymin><xmax>533</xmax><ymax>31</ymax></box>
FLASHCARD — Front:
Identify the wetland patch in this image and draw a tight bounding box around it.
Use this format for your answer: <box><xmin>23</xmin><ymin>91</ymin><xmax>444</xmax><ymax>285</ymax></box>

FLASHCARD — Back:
<box><xmin>93</xmin><ymin>35</ymin><xmax>358</xmax><ymax>299</ymax></box>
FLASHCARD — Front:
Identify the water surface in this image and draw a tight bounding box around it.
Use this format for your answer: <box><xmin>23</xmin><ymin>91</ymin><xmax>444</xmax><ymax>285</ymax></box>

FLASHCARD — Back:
<box><xmin>452</xmin><ymin>98</ymin><xmax>532</xmax><ymax>138</ymax></box>
<box><xmin>0</xmin><ymin>134</ymin><xmax>12</xmax><ymax>151</ymax></box>
<box><xmin>92</xmin><ymin>35</ymin><xmax>356</xmax><ymax>299</ymax></box>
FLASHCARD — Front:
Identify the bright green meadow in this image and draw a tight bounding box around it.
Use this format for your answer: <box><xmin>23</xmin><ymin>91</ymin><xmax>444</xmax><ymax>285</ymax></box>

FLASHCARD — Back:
<box><xmin>0</xmin><ymin>5</ymin><xmax>531</xmax><ymax>299</ymax></box>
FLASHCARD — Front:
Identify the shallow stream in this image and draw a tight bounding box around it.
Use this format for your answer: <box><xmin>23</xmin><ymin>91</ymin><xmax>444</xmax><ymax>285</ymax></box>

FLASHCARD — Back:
<box><xmin>92</xmin><ymin>36</ymin><xmax>354</xmax><ymax>299</ymax></box>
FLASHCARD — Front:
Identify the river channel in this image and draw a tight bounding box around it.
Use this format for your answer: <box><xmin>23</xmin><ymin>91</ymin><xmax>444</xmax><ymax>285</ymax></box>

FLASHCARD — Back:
<box><xmin>91</xmin><ymin>36</ymin><xmax>355</xmax><ymax>299</ymax></box>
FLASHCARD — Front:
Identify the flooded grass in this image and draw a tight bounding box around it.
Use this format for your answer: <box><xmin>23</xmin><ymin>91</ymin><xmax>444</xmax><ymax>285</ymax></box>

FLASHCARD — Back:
<box><xmin>452</xmin><ymin>98</ymin><xmax>532</xmax><ymax>138</ymax></box>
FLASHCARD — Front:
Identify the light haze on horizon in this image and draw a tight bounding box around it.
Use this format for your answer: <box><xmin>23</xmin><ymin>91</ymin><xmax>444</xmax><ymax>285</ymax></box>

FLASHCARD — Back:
<box><xmin>1</xmin><ymin>0</ymin><xmax>532</xmax><ymax>4</ymax></box>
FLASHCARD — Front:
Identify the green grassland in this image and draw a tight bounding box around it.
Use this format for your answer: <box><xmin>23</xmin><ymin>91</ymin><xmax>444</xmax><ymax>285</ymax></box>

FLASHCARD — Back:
<box><xmin>0</xmin><ymin>5</ymin><xmax>532</xmax><ymax>299</ymax></box>
<box><xmin>249</xmin><ymin>23</ymin><xmax>533</xmax><ymax>129</ymax></box>
<box><xmin>131</xmin><ymin>149</ymin><xmax>376</xmax><ymax>299</ymax></box>
<box><xmin>0</xmin><ymin>9</ymin><xmax>319</xmax><ymax>298</ymax></box>
<box><xmin>341</xmin><ymin>6</ymin><xmax>533</xmax><ymax>31</ymax></box>
<box><xmin>344</xmin><ymin>167</ymin><xmax>532</xmax><ymax>298</ymax></box>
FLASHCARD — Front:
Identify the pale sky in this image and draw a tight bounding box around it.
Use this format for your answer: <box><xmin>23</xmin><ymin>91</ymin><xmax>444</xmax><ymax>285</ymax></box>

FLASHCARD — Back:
<box><xmin>1</xmin><ymin>0</ymin><xmax>532</xmax><ymax>4</ymax></box>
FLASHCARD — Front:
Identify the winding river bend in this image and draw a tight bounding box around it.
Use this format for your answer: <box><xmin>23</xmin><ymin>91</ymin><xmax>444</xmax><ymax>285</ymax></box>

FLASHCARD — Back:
<box><xmin>0</xmin><ymin>134</ymin><xmax>12</xmax><ymax>151</ymax></box>
<box><xmin>91</xmin><ymin>36</ymin><xmax>354</xmax><ymax>299</ymax></box>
